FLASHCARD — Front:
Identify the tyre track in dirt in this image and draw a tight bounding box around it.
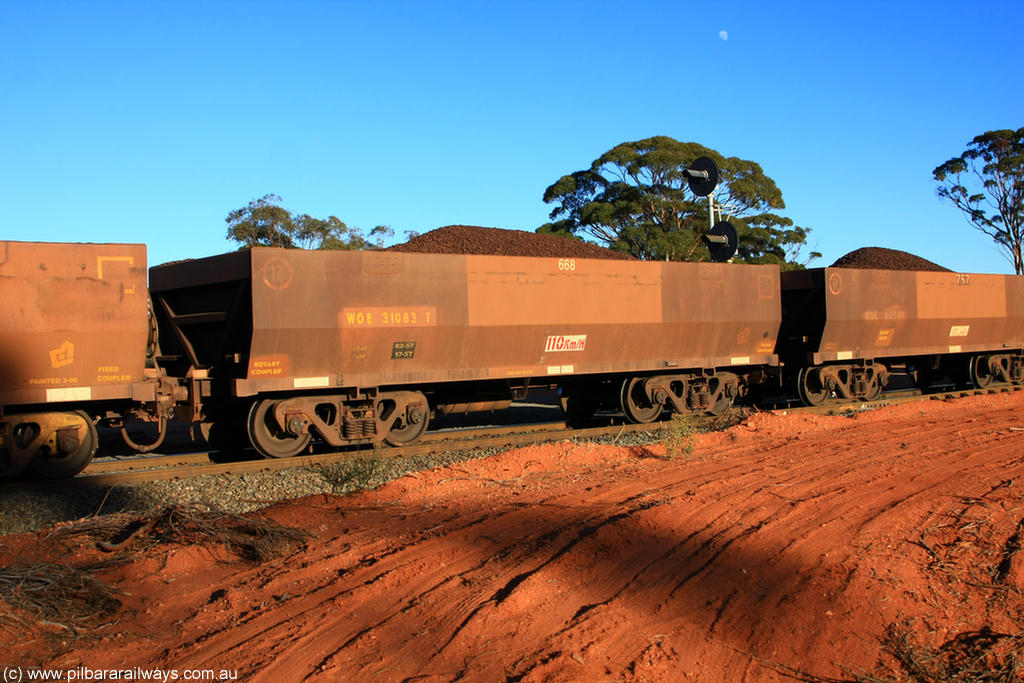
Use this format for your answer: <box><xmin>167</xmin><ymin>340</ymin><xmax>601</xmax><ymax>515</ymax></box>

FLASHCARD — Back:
<box><xmin>172</xmin><ymin>403</ymin><xmax>1024</xmax><ymax>680</ymax></box>
<box><xmin>5</xmin><ymin>392</ymin><xmax>1024</xmax><ymax>682</ymax></box>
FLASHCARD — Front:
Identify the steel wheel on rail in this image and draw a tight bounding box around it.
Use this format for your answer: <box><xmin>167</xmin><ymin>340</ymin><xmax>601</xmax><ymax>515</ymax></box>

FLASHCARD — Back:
<box><xmin>248</xmin><ymin>399</ymin><xmax>312</xmax><ymax>458</ymax></box>
<box><xmin>969</xmin><ymin>355</ymin><xmax>994</xmax><ymax>389</ymax></box>
<box><xmin>860</xmin><ymin>373</ymin><xmax>883</xmax><ymax>401</ymax></box>
<box><xmin>797</xmin><ymin>366</ymin><xmax>829</xmax><ymax>406</ymax></box>
<box><xmin>384</xmin><ymin>396</ymin><xmax>430</xmax><ymax>446</ymax></box>
<box><xmin>966</xmin><ymin>356</ymin><xmax>991</xmax><ymax>387</ymax></box>
<box><xmin>620</xmin><ymin>377</ymin><xmax>663</xmax><ymax>424</ymax></box>
<box><xmin>30</xmin><ymin>410</ymin><xmax>98</xmax><ymax>478</ymax></box>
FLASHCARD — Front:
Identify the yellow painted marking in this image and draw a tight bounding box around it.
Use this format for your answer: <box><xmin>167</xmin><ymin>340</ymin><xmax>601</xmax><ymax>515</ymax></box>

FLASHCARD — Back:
<box><xmin>50</xmin><ymin>341</ymin><xmax>75</xmax><ymax>369</ymax></box>
<box><xmin>340</xmin><ymin>307</ymin><xmax>437</xmax><ymax>327</ymax></box>
<box><xmin>97</xmin><ymin>256</ymin><xmax>136</xmax><ymax>294</ymax></box>
<box><xmin>96</xmin><ymin>365</ymin><xmax>131</xmax><ymax>382</ymax></box>
<box><xmin>97</xmin><ymin>373</ymin><xmax>132</xmax><ymax>383</ymax></box>
<box><xmin>250</xmin><ymin>355</ymin><xmax>290</xmax><ymax>377</ymax></box>
<box><xmin>28</xmin><ymin>377</ymin><xmax>64</xmax><ymax>385</ymax></box>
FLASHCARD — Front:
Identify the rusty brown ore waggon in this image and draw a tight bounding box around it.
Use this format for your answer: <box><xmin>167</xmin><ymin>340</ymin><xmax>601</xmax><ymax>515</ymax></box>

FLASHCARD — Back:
<box><xmin>777</xmin><ymin>267</ymin><xmax>1024</xmax><ymax>404</ymax></box>
<box><xmin>8</xmin><ymin>240</ymin><xmax>1024</xmax><ymax>478</ymax></box>
<box><xmin>148</xmin><ymin>249</ymin><xmax>783</xmax><ymax>458</ymax></box>
<box><xmin>0</xmin><ymin>241</ymin><xmax>162</xmax><ymax>477</ymax></box>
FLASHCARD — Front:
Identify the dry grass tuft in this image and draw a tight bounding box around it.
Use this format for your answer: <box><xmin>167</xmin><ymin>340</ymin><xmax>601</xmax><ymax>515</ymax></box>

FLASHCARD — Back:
<box><xmin>0</xmin><ymin>562</ymin><xmax>121</xmax><ymax>631</ymax></box>
<box><xmin>778</xmin><ymin>623</ymin><xmax>1024</xmax><ymax>683</ymax></box>
<box><xmin>54</xmin><ymin>504</ymin><xmax>312</xmax><ymax>564</ymax></box>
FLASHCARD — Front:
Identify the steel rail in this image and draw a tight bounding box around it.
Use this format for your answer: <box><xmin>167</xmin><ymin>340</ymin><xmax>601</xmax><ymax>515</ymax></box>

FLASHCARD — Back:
<box><xmin>5</xmin><ymin>384</ymin><xmax>1019</xmax><ymax>491</ymax></box>
<box><xmin>54</xmin><ymin>420</ymin><xmax>664</xmax><ymax>488</ymax></box>
<box><xmin>82</xmin><ymin>420</ymin><xmax>572</xmax><ymax>476</ymax></box>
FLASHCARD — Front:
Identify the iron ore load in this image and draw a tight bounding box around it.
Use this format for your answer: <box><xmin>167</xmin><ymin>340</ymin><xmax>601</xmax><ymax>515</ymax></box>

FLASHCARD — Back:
<box><xmin>2</xmin><ymin>226</ymin><xmax>1023</xmax><ymax>477</ymax></box>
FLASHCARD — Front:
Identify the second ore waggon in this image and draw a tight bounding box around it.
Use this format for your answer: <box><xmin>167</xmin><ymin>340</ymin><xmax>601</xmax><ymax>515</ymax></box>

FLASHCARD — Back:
<box><xmin>149</xmin><ymin>248</ymin><xmax>782</xmax><ymax>458</ymax></box>
<box><xmin>777</xmin><ymin>267</ymin><xmax>1024</xmax><ymax>404</ymax></box>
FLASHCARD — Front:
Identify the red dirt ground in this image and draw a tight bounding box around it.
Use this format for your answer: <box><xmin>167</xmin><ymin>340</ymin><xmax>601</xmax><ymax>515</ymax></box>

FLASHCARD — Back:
<box><xmin>4</xmin><ymin>392</ymin><xmax>1024</xmax><ymax>682</ymax></box>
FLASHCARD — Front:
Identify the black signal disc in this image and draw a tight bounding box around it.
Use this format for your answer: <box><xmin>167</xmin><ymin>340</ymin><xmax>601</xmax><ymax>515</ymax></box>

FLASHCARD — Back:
<box><xmin>704</xmin><ymin>220</ymin><xmax>738</xmax><ymax>262</ymax></box>
<box><xmin>687</xmin><ymin>156</ymin><xmax>719</xmax><ymax>197</ymax></box>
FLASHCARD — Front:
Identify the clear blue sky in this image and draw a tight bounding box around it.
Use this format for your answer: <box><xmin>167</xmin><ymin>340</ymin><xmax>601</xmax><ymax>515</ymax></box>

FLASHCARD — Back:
<box><xmin>2</xmin><ymin>1</ymin><xmax>1022</xmax><ymax>272</ymax></box>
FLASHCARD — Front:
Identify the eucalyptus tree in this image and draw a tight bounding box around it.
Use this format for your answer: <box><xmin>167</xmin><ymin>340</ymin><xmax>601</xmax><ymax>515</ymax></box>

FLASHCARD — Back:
<box><xmin>933</xmin><ymin>128</ymin><xmax>1024</xmax><ymax>274</ymax></box>
<box><xmin>226</xmin><ymin>194</ymin><xmax>391</xmax><ymax>250</ymax></box>
<box><xmin>539</xmin><ymin>136</ymin><xmax>817</xmax><ymax>267</ymax></box>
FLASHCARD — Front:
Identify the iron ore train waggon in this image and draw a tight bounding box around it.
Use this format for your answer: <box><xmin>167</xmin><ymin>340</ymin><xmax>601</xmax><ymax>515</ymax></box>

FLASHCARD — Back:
<box><xmin>779</xmin><ymin>267</ymin><xmax>1024</xmax><ymax>403</ymax></box>
<box><xmin>0</xmin><ymin>241</ymin><xmax>182</xmax><ymax>478</ymax></box>
<box><xmin>147</xmin><ymin>248</ymin><xmax>781</xmax><ymax>457</ymax></box>
<box><xmin>1</xmin><ymin>240</ymin><xmax>1023</xmax><ymax>478</ymax></box>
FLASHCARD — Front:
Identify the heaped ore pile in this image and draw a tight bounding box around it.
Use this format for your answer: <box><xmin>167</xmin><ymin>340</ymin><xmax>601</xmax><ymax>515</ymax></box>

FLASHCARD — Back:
<box><xmin>388</xmin><ymin>225</ymin><xmax>634</xmax><ymax>260</ymax></box>
<box><xmin>831</xmin><ymin>247</ymin><xmax>951</xmax><ymax>272</ymax></box>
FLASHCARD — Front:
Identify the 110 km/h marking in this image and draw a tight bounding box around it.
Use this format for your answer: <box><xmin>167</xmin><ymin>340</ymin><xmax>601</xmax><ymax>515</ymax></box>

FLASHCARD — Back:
<box><xmin>545</xmin><ymin>335</ymin><xmax>587</xmax><ymax>352</ymax></box>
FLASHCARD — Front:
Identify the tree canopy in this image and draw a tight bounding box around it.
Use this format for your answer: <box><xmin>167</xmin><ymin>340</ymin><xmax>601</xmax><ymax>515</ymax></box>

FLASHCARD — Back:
<box><xmin>225</xmin><ymin>194</ymin><xmax>392</xmax><ymax>250</ymax></box>
<box><xmin>933</xmin><ymin>128</ymin><xmax>1024</xmax><ymax>275</ymax></box>
<box><xmin>538</xmin><ymin>136</ymin><xmax>817</xmax><ymax>267</ymax></box>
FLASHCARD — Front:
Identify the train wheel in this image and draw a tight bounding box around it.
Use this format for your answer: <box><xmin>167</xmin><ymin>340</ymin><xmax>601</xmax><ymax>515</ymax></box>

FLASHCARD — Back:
<box><xmin>797</xmin><ymin>367</ymin><xmax>829</xmax><ymax>406</ymax></box>
<box><xmin>620</xmin><ymin>377</ymin><xmax>663</xmax><ymax>424</ymax></box>
<box><xmin>969</xmin><ymin>355</ymin><xmax>994</xmax><ymax>389</ymax></box>
<box><xmin>248</xmin><ymin>399</ymin><xmax>312</xmax><ymax>458</ymax></box>
<box><xmin>384</xmin><ymin>399</ymin><xmax>429</xmax><ymax>446</ymax></box>
<box><xmin>861</xmin><ymin>374</ymin><xmax>883</xmax><ymax>401</ymax></box>
<box><xmin>30</xmin><ymin>411</ymin><xmax>98</xmax><ymax>478</ymax></box>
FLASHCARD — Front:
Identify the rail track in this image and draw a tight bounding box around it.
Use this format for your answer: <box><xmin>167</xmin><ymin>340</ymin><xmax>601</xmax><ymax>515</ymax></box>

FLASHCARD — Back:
<box><xmin>4</xmin><ymin>383</ymin><xmax>1020</xmax><ymax>491</ymax></box>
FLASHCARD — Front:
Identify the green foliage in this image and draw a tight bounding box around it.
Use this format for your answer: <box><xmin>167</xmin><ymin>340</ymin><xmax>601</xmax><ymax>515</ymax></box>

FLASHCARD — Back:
<box><xmin>226</xmin><ymin>194</ymin><xmax>393</xmax><ymax>250</ymax></box>
<box><xmin>933</xmin><ymin>128</ymin><xmax>1024</xmax><ymax>274</ymax></box>
<box><xmin>663</xmin><ymin>412</ymin><xmax>697</xmax><ymax>459</ymax></box>
<box><xmin>539</xmin><ymin>136</ymin><xmax>819</xmax><ymax>266</ymax></box>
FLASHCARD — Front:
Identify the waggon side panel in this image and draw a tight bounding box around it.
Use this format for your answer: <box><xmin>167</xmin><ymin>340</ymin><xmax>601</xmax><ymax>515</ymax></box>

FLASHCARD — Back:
<box><xmin>0</xmin><ymin>241</ymin><xmax>148</xmax><ymax>408</ymax></box>
<box><xmin>661</xmin><ymin>262</ymin><xmax>781</xmax><ymax>368</ymax></box>
<box><xmin>234</xmin><ymin>249</ymin><xmax>781</xmax><ymax>396</ymax></box>
<box><xmin>781</xmin><ymin>267</ymin><xmax>1024</xmax><ymax>364</ymax></box>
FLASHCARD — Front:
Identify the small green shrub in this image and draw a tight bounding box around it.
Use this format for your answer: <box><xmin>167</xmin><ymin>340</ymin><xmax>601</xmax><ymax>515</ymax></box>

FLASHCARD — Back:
<box><xmin>664</xmin><ymin>412</ymin><xmax>697</xmax><ymax>459</ymax></box>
